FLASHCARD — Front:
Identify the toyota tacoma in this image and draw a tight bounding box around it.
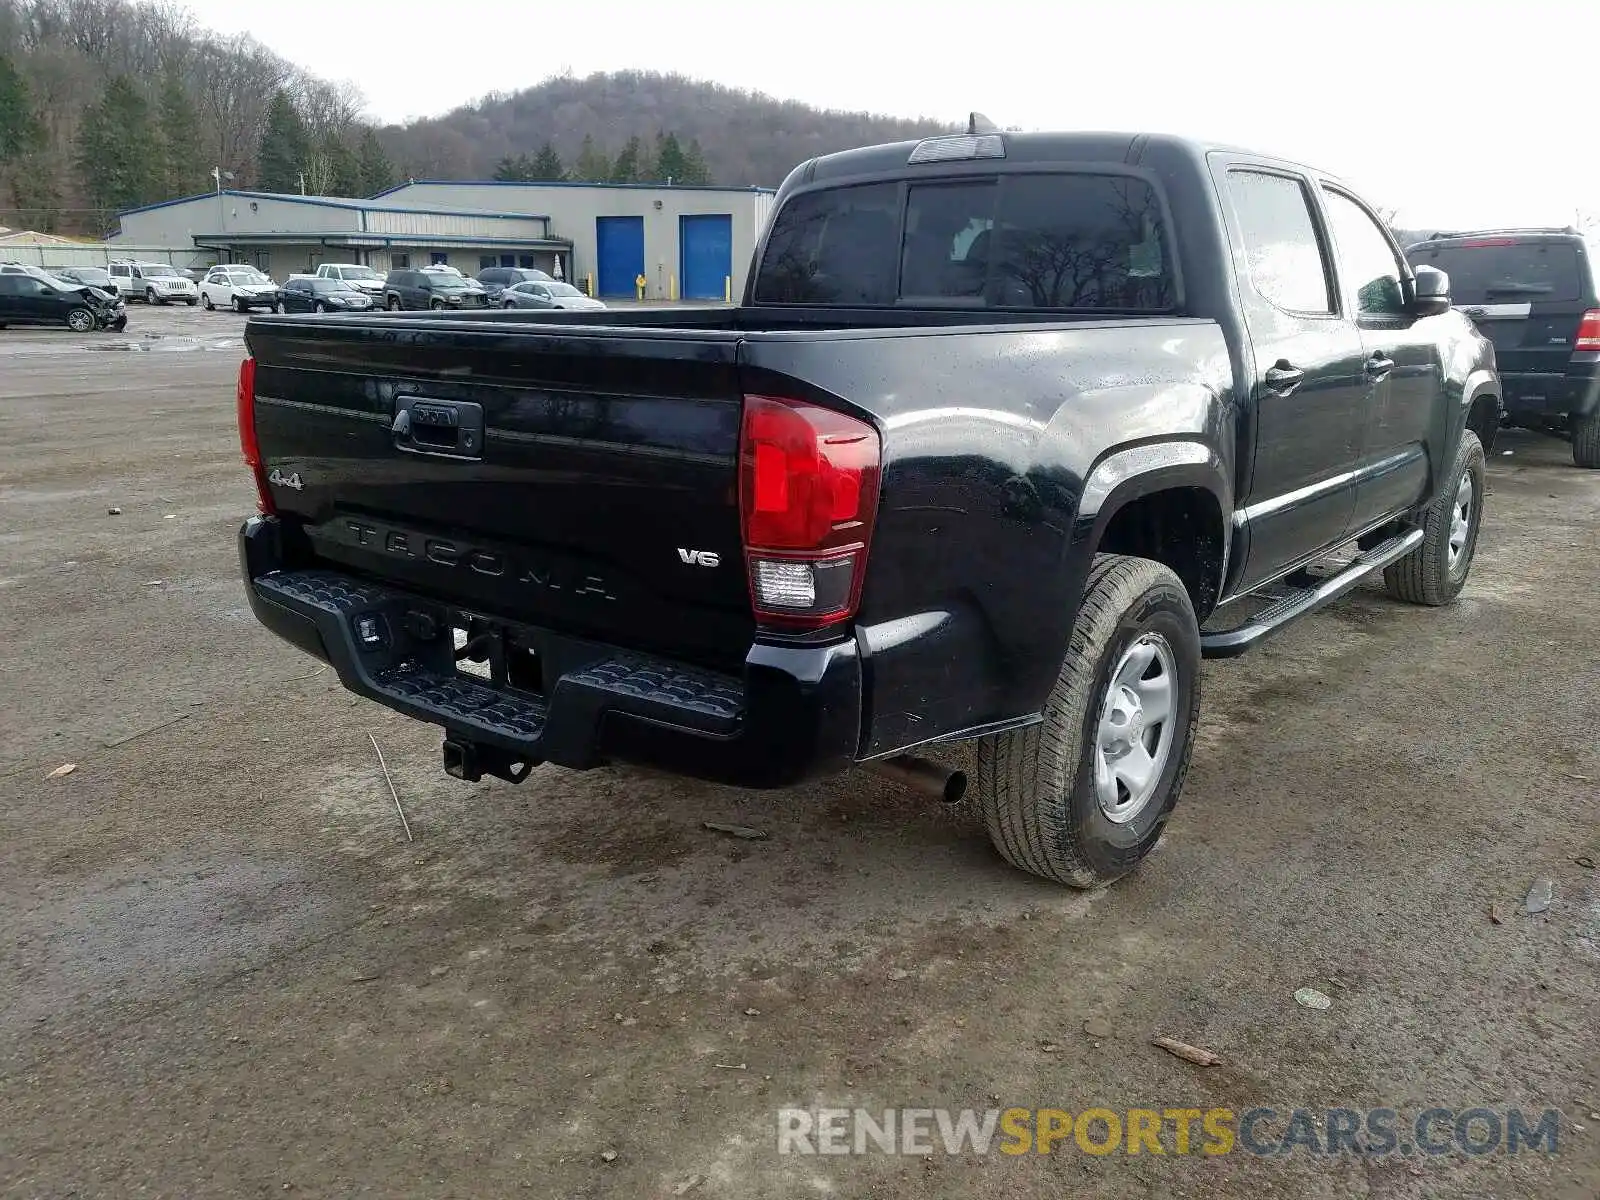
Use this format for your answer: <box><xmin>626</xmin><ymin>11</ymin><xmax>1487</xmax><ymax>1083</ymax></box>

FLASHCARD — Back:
<box><xmin>235</xmin><ymin>127</ymin><xmax>1500</xmax><ymax>887</ymax></box>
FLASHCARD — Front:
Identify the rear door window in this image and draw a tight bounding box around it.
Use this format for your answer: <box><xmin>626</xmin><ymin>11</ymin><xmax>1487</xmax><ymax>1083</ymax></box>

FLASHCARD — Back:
<box><xmin>1405</xmin><ymin>240</ymin><xmax>1586</xmax><ymax>305</ymax></box>
<box><xmin>753</xmin><ymin>173</ymin><xmax>1174</xmax><ymax>310</ymax></box>
<box><xmin>754</xmin><ymin>182</ymin><xmax>901</xmax><ymax>304</ymax></box>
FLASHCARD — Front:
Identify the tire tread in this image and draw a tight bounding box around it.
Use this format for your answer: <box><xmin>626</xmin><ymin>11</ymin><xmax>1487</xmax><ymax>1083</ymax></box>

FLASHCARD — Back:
<box><xmin>976</xmin><ymin>555</ymin><xmax>1195</xmax><ymax>888</ymax></box>
<box><xmin>1384</xmin><ymin>431</ymin><xmax>1484</xmax><ymax>605</ymax></box>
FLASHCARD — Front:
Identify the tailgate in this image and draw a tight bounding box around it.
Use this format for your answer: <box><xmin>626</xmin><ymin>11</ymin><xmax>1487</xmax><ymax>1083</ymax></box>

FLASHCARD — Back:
<box><xmin>246</xmin><ymin>317</ymin><xmax>753</xmax><ymax>669</ymax></box>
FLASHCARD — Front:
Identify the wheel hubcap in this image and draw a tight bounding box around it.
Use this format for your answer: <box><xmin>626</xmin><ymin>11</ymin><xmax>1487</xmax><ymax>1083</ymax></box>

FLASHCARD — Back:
<box><xmin>1448</xmin><ymin>472</ymin><xmax>1473</xmax><ymax>568</ymax></box>
<box><xmin>1093</xmin><ymin>634</ymin><xmax>1178</xmax><ymax>824</ymax></box>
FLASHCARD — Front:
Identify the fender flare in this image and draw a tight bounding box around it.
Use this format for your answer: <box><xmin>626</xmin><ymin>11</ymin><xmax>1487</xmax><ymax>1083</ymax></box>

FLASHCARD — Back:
<box><xmin>1075</xmin><ymin>438</ymin><xmax>1234</xmax><ymax>600</ymax></box>
<box><xmin>1462</xmin><ymin>368</ymin><xmax>1500</xmax><ymax>413</ymax></box>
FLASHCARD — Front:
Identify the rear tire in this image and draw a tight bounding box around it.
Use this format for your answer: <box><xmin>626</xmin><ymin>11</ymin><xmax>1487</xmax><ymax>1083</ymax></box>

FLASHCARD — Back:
<box><xmin>1384</xmin><ymin>430</ymin><xmax>1485</xmax><ymax>605</ymax></box>
<box><xmin>1573</xmin><ymin>412</ymin><xmax>1600</xmax><ymax>469</ymax></box>
<box><xmin>974</xmin><ymin>555</ymin><xmax>1201</xmax><ymax>888</ymax></box>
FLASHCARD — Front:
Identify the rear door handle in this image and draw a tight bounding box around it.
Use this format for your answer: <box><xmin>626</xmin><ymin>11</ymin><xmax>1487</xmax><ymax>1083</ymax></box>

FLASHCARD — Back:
<box><xmin>1263</xmin><ymin>363</ymin><xmax>1305</xmax><ymax>395</ymax></box>
<box><xmin>1365</xmin><ymin>353</ymin><xmax>1395</xmax><ymax>380</ymax></box>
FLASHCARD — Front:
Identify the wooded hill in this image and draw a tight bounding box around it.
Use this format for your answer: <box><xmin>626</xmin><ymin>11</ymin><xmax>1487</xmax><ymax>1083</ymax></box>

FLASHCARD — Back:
<box><xmin>383</xmin><ymin>70</ymin><xmax>952</xmax><ymax>189</ymax></box>
<box><xmin>0</xmin><ymin>0</ymin><xmax>951</xmax><ymax>237</ymax></box>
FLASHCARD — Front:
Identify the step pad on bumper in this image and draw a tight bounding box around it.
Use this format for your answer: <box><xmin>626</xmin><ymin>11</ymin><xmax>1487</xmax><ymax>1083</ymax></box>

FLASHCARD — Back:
<box><xmin>250</xmin><ymin>569</ymin><xmax>744</xmax><ymax>763</ymax></box>
<box><xmin>376</xmin><ymin>664</ymin><xmax>549</xmax><ymax>741</ymax></box>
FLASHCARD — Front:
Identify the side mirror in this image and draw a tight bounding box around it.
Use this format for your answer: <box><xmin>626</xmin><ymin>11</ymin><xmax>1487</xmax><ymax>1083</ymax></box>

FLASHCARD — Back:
<box><xmin>1410</xmin><ymin>265</ymin><xmax>1451</xmax><ymax>317</ymax></box>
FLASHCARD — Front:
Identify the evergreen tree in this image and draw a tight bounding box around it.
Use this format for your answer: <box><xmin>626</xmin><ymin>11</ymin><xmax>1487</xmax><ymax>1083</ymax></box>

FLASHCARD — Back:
<box><xmin>679</xmin><ymin>138</ymin><xmax>712</xmax><ymax>186</ymax></box>
<box><xmin>322</xmin><ymin>133</ymin><xmax>361</xmax><ymax>195</ymax></box>
<box><xmin>652</xmin><ymin>132</ymin><xmax>688</xmax><ymax>184</ymax></box>
<box><xmin>75</xmin><ymin>75</ymin><xmax>161</xmax><ymax>212</ymax></box>
<box><xmin>257</xmin><ymin>90</ymin><xmax>308</xmax><ymax>192</ymax></box>
<box><xmin>157</xmin><ymin>71</ymin><xmax>202</xmax><ymax>196</ymax></box>
<box><xmin>573</xmin><ymin>134</ymin><xmax>609</xmax><ymax>183</ymax></box>
<box><xmin>609</xmin><ymin>136</ymin><xmax>644</xmax><ymax>184</ymax></box>
<box><xmin>355</xmin><ymin>127</ymin><xmax>393</xmax><ymax>195</ymax></box>
<box><xmin>9</xmin><ymin>166</ymin><xmax>60</xmax><ymax>232</ymax></box>
<box><xmin>492</xmin><ymin>154</ymin><xmax>531</xmax><ymax>182</ymax></box>
<box><xmin>0</xmin><ymin>53</ymin><xmax>43</xmax><ymax>165</ymax></box>
<box><xmin>528</xmin><ymin>142</ymin><xmax>564</xmax><ymax>182</ymax></box>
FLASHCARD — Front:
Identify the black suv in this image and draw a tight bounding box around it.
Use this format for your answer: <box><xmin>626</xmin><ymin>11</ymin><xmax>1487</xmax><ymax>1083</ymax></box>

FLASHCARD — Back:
<box><xmin>0</xmin><ymin>271</ymin><xmax>126</xmax><ymax>331</ymax></box>
<box><xmin>1407</xmin><ymin>229</ymin><xmax>1599</xmax><ymax>467</ymax></box>
<box><xmin>383</xmin><ymin>269</ymin><xmax>489</xmax><ymax>312</ymax></box>
<box><xmin>475</xmin><ymin>266</ymin><xmax>552</xmax><ymax>298</ymax></box>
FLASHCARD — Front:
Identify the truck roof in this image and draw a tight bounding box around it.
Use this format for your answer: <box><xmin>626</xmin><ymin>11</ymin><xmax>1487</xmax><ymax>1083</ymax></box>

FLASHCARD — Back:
<box><xmin>801</xmin><ymin>131</ymin><xmax>1337</xmax><ymax>189</ymax></box>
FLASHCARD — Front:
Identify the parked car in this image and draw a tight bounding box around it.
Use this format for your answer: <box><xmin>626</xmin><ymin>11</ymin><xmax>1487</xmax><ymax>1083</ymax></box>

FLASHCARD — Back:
<box><xmin>383</xmin><ymin>268</ymin><xmax>488</xmax><ymax>311</ymax></box>
<box><xmin>497</xmin><ymin>281</ymin><xmax>557</xmax><ymax>310</ymax></box>
<box><xmin>1406</xmin><ymin>228</ymin><xmax>1599</xmax><ymax>467</ymax></box>
<box><xmin>48</xmin><ymin>266</ymin><xmax>121</xmax><ymax>298</ymax></box>
<box><xmin>108</xmin><ymin>261</ymin><xmax>199</xmax><ymax>305</ymax></box>
<box><xmin>0</xmin><ymin>262</ymin><xmax>56</xmax><ymax>280</ymax></box>
<box><xmin>201</xmin><ymin>266</ymin><xmax>281</xmax><ymax>312</ymax></box>
<box><xmin>476</xmin><ymin>266</ymin><xmax>553</xmax><ymax>298</ymax></box>
<box><xmin>279</xmin><ymin>276</ymin><xmax>376</xmax><ymax>314</ymax></box>
<box><xmin>236</xmin><ymin>129</ymin><xmax>1499</xmax><ymax>889</ymax></box>
<box><xmin>501</xmin><ymin>280</ymin><xmax>605</xmax><ymax>311</ymax></box>
<box><xmin>0</xmin><ymin>270</ymin><xmax>126</xmax><ymax>331</ymax></box>
<box><xmin>314</xmin><ymin>263</ymin><xmax>387</xmax><ymax>298</ymax></box>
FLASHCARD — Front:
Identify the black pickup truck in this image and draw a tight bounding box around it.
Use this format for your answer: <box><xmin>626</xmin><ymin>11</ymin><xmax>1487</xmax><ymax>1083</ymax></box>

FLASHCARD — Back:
<box><xmin>236</xmin><ymin>129</ymin><xmax>1500</xmax><ymax>888</ymax></box>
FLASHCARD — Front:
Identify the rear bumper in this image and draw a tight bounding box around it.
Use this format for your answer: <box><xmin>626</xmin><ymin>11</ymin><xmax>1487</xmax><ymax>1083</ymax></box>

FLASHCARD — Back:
<box><xmin>1500</xmin><ymin>357</ymin><xmax>1600</xmax><ymax>420</ymax></box>
<box><xmin>239</xmin><ymin>516</ymin><xmax>861</xmax><ymax>788</ymax></box>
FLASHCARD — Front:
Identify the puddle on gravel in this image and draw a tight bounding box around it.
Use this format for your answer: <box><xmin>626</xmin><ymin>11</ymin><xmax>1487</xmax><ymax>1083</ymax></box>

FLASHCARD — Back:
<box><xmin>1</xmin><ymin>852</ymin><xmax>336</xmax><ymax>1026</ymax></box>
<box><xmin>87</xmin><ymin>336</ymin><xmax>243</xmax><ymax>353</ymax></box>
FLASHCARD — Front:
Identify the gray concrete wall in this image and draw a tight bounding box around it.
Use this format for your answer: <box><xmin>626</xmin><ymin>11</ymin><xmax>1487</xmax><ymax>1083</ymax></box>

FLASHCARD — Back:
<box><xmin>112</xmin><ymin>193</ymin><xmax>549</xmax><ymax>247</ymax></box>
<box><xmin>0</xmin><ymin>241</ymin><xmax>215</xmax><ymax>269</ymax></box>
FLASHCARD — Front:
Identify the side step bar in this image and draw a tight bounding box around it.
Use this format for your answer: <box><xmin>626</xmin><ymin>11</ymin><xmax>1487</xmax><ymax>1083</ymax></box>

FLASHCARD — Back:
<box><xmin>1200</xmin><ymin>527</ymin><xmax>1423</xmax><ymax>659</ymax></box>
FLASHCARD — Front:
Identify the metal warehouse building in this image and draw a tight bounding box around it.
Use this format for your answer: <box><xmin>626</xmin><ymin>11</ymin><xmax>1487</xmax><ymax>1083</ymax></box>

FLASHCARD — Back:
<box><xmin>110</xmin><ymin>181</ymin><xmax>775</xmax><ymax>301</ymax></box>
<box><xmin>370</xmin><ymin>181</ymin><xmax>774</xmax><ymax>300</ymax></box>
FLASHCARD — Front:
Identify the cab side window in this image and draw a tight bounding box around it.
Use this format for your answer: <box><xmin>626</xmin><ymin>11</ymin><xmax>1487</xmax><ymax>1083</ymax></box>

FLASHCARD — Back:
<box><xmin>1322</xmin><ymin>189</ymin><xmax>1407</xmax><ymax>317</ymax></box>
<box><xmin>1226</xmin><ymin>170</ymin><xmax>1334</xmax><ymax>315</ymax></box>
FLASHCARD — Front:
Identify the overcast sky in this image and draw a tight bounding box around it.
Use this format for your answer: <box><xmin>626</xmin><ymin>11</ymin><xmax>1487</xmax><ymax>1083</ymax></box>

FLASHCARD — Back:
<box><xmin>154</xmin><ymin>0</ymin><xmax>1597</xmax><ymax>231</ymax></box>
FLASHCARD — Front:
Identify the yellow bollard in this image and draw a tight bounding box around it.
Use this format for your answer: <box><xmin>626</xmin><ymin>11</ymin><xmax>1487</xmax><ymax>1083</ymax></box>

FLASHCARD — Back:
<box><xmin>723</xmin><ymin>275</ymin><xmax>732</xmax><ymax>303</ymax></box>
<box><xmin>669</xmin><ymin>274</ymin><xmax>678</xmax><ymax>302</ymax></box>
<box><xmin>635</xmin><ymin>273</ymin><xmax>647</xmax><ymax>301</ymax></box>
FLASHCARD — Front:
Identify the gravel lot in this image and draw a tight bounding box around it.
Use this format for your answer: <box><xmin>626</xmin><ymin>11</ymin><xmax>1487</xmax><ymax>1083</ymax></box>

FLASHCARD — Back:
<box><xmin>1</xmin><ymin>305</ymin><xmax>1596</xmax><ymax>1199</ymax></box>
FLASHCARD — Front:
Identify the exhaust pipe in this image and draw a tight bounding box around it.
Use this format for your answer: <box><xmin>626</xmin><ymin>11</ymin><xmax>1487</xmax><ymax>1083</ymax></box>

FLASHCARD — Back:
<box><xmin>869</xmin><ymin>754</ymin><xmax>967</xmax><ymax>804</ymax></box>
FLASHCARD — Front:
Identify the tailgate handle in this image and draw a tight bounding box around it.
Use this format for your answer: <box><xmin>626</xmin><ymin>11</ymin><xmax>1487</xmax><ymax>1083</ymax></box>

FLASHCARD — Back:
<box><xmin>392</xmin><ymin>397</ymin><xmax>484</xmax><ymax>459</ymax></box>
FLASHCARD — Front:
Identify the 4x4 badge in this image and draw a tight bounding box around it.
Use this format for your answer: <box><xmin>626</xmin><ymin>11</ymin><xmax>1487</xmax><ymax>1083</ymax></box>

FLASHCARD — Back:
<box><xmin>268</xmin><ymin>467</ymin><xmax>304</xmax><ymax>491</ymax></box>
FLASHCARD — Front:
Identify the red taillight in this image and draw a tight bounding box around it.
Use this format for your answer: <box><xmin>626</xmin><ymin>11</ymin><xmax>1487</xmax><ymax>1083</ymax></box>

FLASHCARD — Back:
<box><xmin>739</xmin><ymin>395</ymin><xmax>880</xmax><ymax>629</ymax></box>
<box><xmin>1577</xmin><ymin>309</ymin><xmax>1600</xmax><ymax>353</ymax></box>
<box><xmin>1461</xmin><ymin>238</ymin><xmax>1517</xmax><ymax>248</ymax></box>
<box><xmin>236</xmin><ymin>356</ymin><xmax>274</xmax><ymax>514</ymax></box>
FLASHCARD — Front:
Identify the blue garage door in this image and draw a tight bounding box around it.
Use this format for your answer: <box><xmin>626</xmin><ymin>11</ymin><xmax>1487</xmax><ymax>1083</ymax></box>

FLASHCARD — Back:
<box><xmin>680</xmin><ymin>214</ymin><xmax>733</xmax><ymax>300</ymax></box>
<box><xmin>596</xmin><ymin>216</ymin><xmax>645</xmax><ymax>297</ymax></box>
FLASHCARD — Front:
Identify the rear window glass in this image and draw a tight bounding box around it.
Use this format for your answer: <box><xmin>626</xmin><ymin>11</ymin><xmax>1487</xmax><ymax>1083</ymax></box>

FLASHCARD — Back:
<box><xmin>1406</xmin><ymin>241</ymin><xmax>1588</xmax><ymax>304</ymax></box>
<box><xmin>753</xmin><ymin>174</ymin><xmax>1174</xmax><ymax>310</ymax></box>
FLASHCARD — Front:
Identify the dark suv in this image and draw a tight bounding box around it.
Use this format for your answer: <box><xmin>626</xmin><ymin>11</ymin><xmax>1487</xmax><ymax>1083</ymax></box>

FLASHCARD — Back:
<box><xmin>475</xmin><ymin>266</ymin><xmax>552</xmax><ymax>298</ymax></box>
<box><xmin>1407</xmin><ymin>229</ymin><xmax>1599</xmax><ymax>466</ymax></box>
<box><xmin>384</xmin><ymin>269</ymin><xmax>489</xmax><ymax>312</ymax></box>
